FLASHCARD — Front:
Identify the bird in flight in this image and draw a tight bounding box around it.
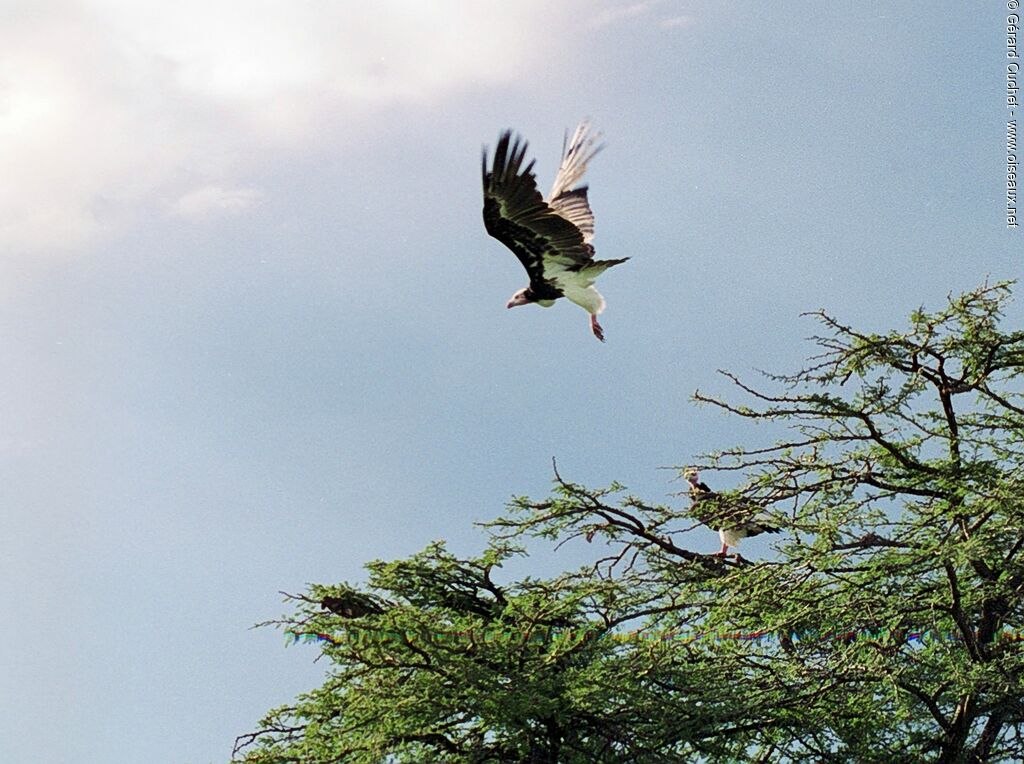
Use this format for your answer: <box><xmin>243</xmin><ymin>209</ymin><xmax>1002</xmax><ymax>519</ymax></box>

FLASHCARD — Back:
<box><xmin>685</xmin><ymin>470</ymin><xmax>780</xmax><ymax>558</ymax></box>
<box><xmin>482</xmin><ymin>122</ymin><xmax>628</xmax><ymax>342</ymax></box>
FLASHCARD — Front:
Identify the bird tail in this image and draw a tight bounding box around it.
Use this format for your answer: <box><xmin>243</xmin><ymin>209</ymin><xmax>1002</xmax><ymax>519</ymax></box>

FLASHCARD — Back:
<box><xmin>593</xmin><ymin>257</ymin><xmax>629</xmax><ymax>269</ymax></box>
<box><xmin>743</xmin><ymin>520</ymin><xmax>781</xmax><ymax>536</ymax></box>
<box><xmin>584</xmin><ymin>257</ymin><xmax>630</xmax><ymax>276</ymax></box>
<box><xmin>549</xmin><ymin>121</ymin><xmax>603</xmax><ymax>200</ymax></box>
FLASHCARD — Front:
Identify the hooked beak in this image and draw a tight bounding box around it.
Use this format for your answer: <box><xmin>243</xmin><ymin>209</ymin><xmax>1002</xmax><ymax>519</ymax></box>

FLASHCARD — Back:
<box><xmin>507</xmin><ymin>292</ymin><xmax>530</xmax><ymax>309</ymax></box>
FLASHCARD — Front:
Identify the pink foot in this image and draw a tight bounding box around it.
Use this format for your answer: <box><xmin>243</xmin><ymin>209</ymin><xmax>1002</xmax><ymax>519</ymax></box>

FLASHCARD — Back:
<box><xmin>590</xmin><ymin>315</ymin><xmax>605</xmax><ymax>342</ymax></box>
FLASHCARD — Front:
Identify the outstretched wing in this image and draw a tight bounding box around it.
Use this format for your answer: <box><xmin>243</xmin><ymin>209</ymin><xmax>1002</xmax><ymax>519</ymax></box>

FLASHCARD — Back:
<box><xmin>482</xmin><ymin>130</ymin><xmax>595</xmax><ymax>290</ymax></box>
<box><xmin>548</xmin><ymin>121</ymin><xmax>602</xmax><ymax>244</ymax></box>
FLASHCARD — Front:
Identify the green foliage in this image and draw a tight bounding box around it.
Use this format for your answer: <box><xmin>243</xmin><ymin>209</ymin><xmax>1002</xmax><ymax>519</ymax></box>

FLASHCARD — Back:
<box><xmin>236</xmin><ymin>283</ymin><xmax>1024</xmax><ymax>763</ymax></box>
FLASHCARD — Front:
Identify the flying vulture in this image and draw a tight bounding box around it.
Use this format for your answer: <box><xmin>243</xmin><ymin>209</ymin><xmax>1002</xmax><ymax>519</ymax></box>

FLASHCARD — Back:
<box><xmin>482</xmin><ymin>122</ymin><xmax>628</xmax><ymax>341</ymax></box>
<box><xmin>685</xmin><ymin>470</ymin><xmax>780</xmax><ymax>557</ymax></box>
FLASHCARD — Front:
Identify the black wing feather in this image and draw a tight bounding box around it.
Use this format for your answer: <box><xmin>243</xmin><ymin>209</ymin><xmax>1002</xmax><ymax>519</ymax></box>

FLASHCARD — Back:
<box><xmin>482</xmin><ymin>130</ymin><xmax>594</xmax><ymax>295</ymax></box>
<box><xmin>690</xmin><ymin>483</ymin><xmax>780</xmax><ymax>536</ymax></box>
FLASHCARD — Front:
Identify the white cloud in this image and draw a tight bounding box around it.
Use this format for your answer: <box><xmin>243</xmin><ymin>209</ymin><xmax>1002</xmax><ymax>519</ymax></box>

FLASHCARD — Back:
<box><xmin>660</xmin><ymin>15</ymin><xmax>694</xmax><ymax>29</ymax></box>
<box><xmin>593</xmin><ymin>2</ymin><xmax>695</xmax><ymax>31</ymax></box>
<box><xmin>593</xmin><ymin>1</ymin><xmax>658</xmax><ymax>27</ymax></box>
<box><xmin>0</xmin><ymin>1</ymin><xmax>575</xmax><ymax>256</ymax></box>
<box><xmin>169</xmin><ymin>185</ymin><xmax>262</xmax><ymax>219</ymax></box>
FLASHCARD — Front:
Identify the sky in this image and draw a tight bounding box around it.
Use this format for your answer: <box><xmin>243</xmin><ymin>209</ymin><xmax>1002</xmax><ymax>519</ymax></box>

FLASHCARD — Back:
<box><xmin>0</xmin><ymin>1</ymin><xmax>1018</xmax><ymax>761</ymax></box>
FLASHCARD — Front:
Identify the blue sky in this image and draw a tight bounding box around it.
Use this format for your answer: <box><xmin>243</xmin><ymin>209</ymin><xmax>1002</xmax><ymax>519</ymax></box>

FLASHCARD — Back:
<box><xmin>0</xmin><ymin>2</ymin><xmax>1018</xmax><ymax>761</ymax></box>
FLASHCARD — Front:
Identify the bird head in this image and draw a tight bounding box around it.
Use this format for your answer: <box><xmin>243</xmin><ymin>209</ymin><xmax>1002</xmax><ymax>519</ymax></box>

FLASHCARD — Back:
<box><xmin>684</xmin><ymin>469</ymin><xmax>700</xmax><ymax>487</ymax></box>
<box><xmin>506</xmin><ymin>288</ymin><xmax>533</xmax><ymax>309</ymax></box>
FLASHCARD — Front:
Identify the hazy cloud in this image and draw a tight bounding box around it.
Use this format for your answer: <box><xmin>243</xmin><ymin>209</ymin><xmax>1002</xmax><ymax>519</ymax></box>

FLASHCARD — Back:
<box><xmin>0</xmin><ymin>0</ymin><xmax>574</xmax><ymax>256</ymax></box>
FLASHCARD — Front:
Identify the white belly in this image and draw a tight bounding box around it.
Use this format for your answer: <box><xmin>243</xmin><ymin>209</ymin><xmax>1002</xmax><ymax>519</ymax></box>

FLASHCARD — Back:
<box><xmin>720</xmin><ymin>527</ymin><xmax>749</xmax><ymax>548</ymax></box>
<box><xmin>548</xmin><ymin>267</ymin><xmax>605</xmax><ymax>315</ymax></box>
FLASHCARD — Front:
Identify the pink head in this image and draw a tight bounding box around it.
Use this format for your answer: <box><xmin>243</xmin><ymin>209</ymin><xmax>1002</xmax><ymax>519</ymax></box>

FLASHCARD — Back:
<box><xmin>506</xmin><ymin>288</ymin><xmax>533</xmax><ymax>309</ymax></box>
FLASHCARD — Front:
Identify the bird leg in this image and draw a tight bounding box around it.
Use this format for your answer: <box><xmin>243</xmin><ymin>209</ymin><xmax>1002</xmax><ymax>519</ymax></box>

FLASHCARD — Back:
<box><xmin>590</xmin><ymin>315</ymin><xmax>605</xmax><ymax>342</ymax></box>
<box><xmin>715</xmin><ymin>543</ymin><xmax>729</xmax><ymax>557</ymax></box>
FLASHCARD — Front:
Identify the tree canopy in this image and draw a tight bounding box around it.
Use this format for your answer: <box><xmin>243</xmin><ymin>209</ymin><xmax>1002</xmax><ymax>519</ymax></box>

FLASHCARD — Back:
<box><xmin>235</xmin><ymin>282</ymin><xmax>1024</xmax><ymax>763</ymax></box>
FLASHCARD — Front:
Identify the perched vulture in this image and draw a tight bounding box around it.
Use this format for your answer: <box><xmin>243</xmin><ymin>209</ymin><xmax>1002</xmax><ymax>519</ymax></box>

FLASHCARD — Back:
<box><xmin>685</xmin><ymin>470</ymin><xmax>780</xmax><ymax>557</ymax></box>
<box><xmin>320</xmin><ymin>592</ymin><xmax>386</xmax><ymax>619</ymax></box>
<box><xmin>482</xmin><ymin>122</ymin><xmax>628</xmax><ymax>341</ymax></box>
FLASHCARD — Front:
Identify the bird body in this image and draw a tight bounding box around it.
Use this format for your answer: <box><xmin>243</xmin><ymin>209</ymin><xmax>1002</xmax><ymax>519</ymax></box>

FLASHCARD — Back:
<box><xmin>719</xmin><ymin>524</ymin><xmax>774</xmax><ymax>551</ymax></box>
<box><xmin>685</xmin><ymin>470</ymin><xmax>780</xmax><ymax>557</ymax></box>
<box><xmin>482</xmin><ymin>122</ymin><xmax>627</xmax><ymax>341</ymax></box>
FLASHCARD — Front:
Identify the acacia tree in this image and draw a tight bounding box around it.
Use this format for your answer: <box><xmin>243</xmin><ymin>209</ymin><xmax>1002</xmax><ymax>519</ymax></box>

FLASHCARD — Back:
<box><xmin>235</xmin><ymin>283</ymin><xmax>1024</xmax><ymax>763</ymax></box>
